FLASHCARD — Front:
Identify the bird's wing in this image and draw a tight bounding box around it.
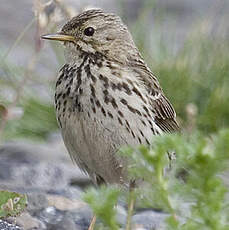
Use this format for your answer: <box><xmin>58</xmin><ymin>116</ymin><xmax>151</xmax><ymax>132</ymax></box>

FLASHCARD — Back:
<box><xmin>149</xmin><ymin>92</ymin><xmax>180</xmax><ymax>133</ymax></box>
<box><xmin>132</xmin><ymin>61</ymin><xmax>179</xmax><ymax>133</ymax></box>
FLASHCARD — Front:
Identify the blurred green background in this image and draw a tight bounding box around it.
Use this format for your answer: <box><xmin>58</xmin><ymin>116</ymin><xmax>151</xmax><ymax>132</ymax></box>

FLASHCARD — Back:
<box><xmin>0</xmin><ymin>0</ymin><xmax>229</xmax><ymax>141</ymax></box>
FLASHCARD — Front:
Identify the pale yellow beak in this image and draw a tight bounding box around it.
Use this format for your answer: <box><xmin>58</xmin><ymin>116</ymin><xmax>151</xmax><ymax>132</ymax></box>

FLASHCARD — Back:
<box><xmin>41</xmin><ymin>33</ymin><xmax>75</xmax><ymax>42</ymax></box>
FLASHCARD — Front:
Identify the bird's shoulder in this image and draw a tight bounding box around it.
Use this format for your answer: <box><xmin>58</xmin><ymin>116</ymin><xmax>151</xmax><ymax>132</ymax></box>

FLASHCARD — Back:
<box><xmin>130</xmin><ymin>59</ymin><xmax>180</xmax><ymax>133</ymax></box>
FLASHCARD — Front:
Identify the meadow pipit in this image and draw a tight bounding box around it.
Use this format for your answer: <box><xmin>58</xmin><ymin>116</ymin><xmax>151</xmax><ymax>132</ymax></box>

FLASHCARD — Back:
<box><xmin>41</xmin><ymin>9</ymin><xmax>179</xmax><ymax>229</ymax></box>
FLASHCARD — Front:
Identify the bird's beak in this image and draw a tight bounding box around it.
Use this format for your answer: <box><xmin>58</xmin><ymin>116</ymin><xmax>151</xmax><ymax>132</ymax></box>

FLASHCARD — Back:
<box><xmin>41</xmin><ymin>33</ymin><xmax>75</xmax><ymax>42</ymax></box>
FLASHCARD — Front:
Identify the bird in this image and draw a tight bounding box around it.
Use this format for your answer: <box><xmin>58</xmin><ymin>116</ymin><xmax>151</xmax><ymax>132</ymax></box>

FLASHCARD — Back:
<box><xmin>41</xmin><ymin>9</ymin><xmax>179</xmax><ymax>230</ymax></box>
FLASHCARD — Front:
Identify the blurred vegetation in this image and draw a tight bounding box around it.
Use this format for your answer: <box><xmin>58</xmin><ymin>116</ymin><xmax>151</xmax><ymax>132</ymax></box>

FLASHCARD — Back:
<box><xmin>84</xmin><ymin>186</ymin><xmax>121</xmax><ymax>230</ymax></box>
<box><xmin>84</xmin><ymin>130</ymin><xmax>229</xmax><ymax>230</ymax></box>
<box><xmin>155</xmin><ymin>37</ymin><xmax>229</xmax><ymax>134</ymax></box>
<box><xmin>3</xmin><ymin>98</ymin><xmax>57</xmax><ymax>141</ymax></box>
<box><xmin>0</xmin><ymin>191</ymin><xmax>27</xmax><ymax>218</ymax></box>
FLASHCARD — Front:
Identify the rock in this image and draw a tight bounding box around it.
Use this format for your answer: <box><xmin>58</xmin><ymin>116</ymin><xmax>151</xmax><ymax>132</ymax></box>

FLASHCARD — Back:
<box><xmin>0</xmin><ymin>137</ymin><xmax>172</xmax><ymax>230</ymax></box>
<box><xmin>47</xmin><ymin>187</ymin><xmax>83</xmax><ymax>200</ymax></box>
<box><xmin>0</xmin><ymin>219</ymin><xmax>22</xmax><ymax>230</ymax></box>
<box><xmin>36</xmin><ymin>204</ymin><xmax>92</xmax><ymax>230</ymax></box>
<box><xmin>67</xmin><ymin>205</ymin><xmax>93</xmax><ymax>229</ymax></box>
<box><xmin>26</xmin><ymin>193</ymin><xmax>49</xmax><ymax>216</ymax></box>
<box><xmin>131</xmin><ymin>210</ymin><xmax>169</xmax><ymax>230</ymax></box>
<box><xmin>0</xmin><ymin>138</ymin><xmax>94</xmax><ymax>230</ymax></box>
<box><xmin>0</xmin><ymin>140</ymin><xmax>90</xmax><ymax>192</ymax></box>
<box><xmin>116</xmin><ymin>205</ymin><xmax>127</xmax><ymax>226</ymax></box>
<box><xmin>38</xmin><ymin>206</ymin><xmax>63</xmax><ymax>225</ymax></box>
<box><xmin>12</xmin><ymin>212</ymin><xmax>46</xmax><ymax>230</ymax></box>
<box><xmin>46</xmin><ymin>194</ymin><xmax>86</xmax><ymax>211</ymax></box>
<box><xmin>24</xmin><ymin>192</ymin><xmax>93</xmax><ymax>230</ymax></box>
<box><xmin>46</xmin><ymin>216</ymin><xmax>79</xmax><ymax>230</ymax></box>
<box><xmin>132</xmin><ymin>226</ymin><xmax>147</xmax><ymax>230</ymax></box>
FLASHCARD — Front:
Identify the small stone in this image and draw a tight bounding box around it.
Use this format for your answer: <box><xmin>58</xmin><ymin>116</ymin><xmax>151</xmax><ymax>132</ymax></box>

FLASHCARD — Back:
<box><xmin>13</xmin><ymin>212</ymin><xmax>46</xmax><ymax>230</ymax></box>
<box><xmin>46</xmin><ymin>194</ymin><xmax>87</xmax><ymax>211</ymax></box>
<box><xmin>0</xmin><ymin>219</ymin><xmax>23</xmax><ymax>230</ymax></box>
<box><xmin>67</xmin><ymin>205</ymin><xmax>93</xmax><ymax>229</ymax></box>
<box><xmin>38</xmin><ymin>206</ymin><xmax>63</xmax><ymax>224</ymax></box>
<box><xmin>132</xmin><ymin>225</ymin><xmax>147</xmax><ymax>230</ymax></box>
<box><xmin>116</xmin><ymin>205</ymin><xmax>127</xmax><ymax>226</ymax></box>
<box><xmin>0</xmin><ymin>141</ymin><xmax>90</xmax><ymax>191</ymax></box>
<box><xmin>132</xmin><ymin>210</ymin><xmax>168</xmax><ymax>230</ymax></box>
<box><xmin>47</xmin><ymin>187</ymin><xmax>83</xmax><ymax>200</ymax></box>
<box><xmin>26</xmin><ymin>193</ymin><xmax>49</xmax><ymax>216</ymax></box>
<box><xmin>46</xmin><ymin>216</ymin><xmax>79</xmax><ymax>230</ymax></box>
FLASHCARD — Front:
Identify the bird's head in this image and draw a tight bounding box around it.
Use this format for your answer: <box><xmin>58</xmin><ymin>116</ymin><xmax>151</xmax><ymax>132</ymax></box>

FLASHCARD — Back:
<box><xmin>41</xmin><ymin>9</ymin><xmax>139</xmax><ymax>64</ymax></box>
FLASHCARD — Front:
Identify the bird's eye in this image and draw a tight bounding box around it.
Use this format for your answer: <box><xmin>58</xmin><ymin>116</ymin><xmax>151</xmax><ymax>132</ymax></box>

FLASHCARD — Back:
<box><xmin>84</xmin><ymin>27</ymin><xmax>95</xmax><ymax>36</ymax></box>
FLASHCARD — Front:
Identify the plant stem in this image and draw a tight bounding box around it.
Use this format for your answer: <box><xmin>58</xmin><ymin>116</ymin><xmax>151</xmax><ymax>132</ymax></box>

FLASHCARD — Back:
<box><xmin>126</xmin><ymin>181</ymin><xmax>136</xmax><ymax>230</ymax></box>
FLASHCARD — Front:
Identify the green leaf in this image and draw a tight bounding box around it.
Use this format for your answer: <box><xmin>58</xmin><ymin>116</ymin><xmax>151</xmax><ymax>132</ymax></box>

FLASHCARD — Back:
<box><xmin>0</xmin><ymin>190</ymin><xmax>27</xmax><ymax>218</ymax></box>
<box><xmin>83</xmin><ymin>186</ymin><xmax>120</xmax><ymax>230</ymax></box>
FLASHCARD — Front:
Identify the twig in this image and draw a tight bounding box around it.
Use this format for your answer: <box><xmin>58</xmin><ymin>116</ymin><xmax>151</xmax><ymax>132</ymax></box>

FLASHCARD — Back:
<box><xmin>125</xmin><ymin>181</ymin><xmax>136</xmax><ymax>230</ymax></box>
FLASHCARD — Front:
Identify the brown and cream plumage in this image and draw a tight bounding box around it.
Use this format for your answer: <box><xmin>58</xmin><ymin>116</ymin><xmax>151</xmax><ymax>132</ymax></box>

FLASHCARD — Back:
<box><xmin>42</xmin><ymin>9</ymin><xmax>179</xmax><ymax>186</ymax></box>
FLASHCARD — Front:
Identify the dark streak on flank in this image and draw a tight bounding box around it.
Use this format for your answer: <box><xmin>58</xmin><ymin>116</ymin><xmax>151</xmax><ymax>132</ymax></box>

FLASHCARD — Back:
<box><xmin>111</xmin><ymin>97</ymin><xmax>118</xmax><ymax>109</ymax></box>
<box><xmin>57</xmin><ymin>117</ymin><xmax>62</xmax><ymax>128</ymax></box>
<box><xmin>122</xmin><ymin>82</ymin><xmax>132</xmax><ymax>95</ymax></box>
<box><xmin>139</xmin><ymin>130</ymin><xmax>144</xmax><ymax>137</ymax></box>
<box><xmin>118</xmin><ymin>117</ymin><xmax>123</xmax><ymax>125</ymax></box>
<box><xmin>90</xmin><ymin>84</ymin><xmax>96</xmax><ymax>97</ymax></box>
<box><xmin>145</xmin><ymin>138</ymin><xmax>150</xmax><ymax>145</ymax></box>
<box><xmin>120</xmin><ymin>98</ymin><xmax>127</xmax><ymax>105</ymax></box>
<box><xmin>125</xmin><ymin>120</ymin><xmax>130</xmax><ymax>128</ymax></box>
<box><xmin>131</xmin><ymin>130</ymin><xmax>136</xmax><ymax>138</ymax></box>
<box><xmin>118</xmin><ymin>110</ymin><xmax>124</xmax><ymax>117</ymax></box>
<box><xmin>101</xmin><ymin>107</ymin><xmax>106</xmax><ymax>116</ymax></box>
<box><xmin>96</xmin><ymin>100</ymin><xmax>101</xmax><ymax>107</ymax></box>
<box><xmin>92</xmin><ymin>107</ymin><xmax>96</xmax><ymax>113</ymax></box>
<box><xmin>132</xmin><ymin>87</ymin><xmax>146</xmax><ymax>103</ymax></box>
<box><xmin>99</xmin><ymin>74</ymin><xmax>109</xmax><ymax>88</ymax></box>
<box><xmin>141</xmin><ymin>120</ymin><xmax>146</xmax><ymax>126</ymax></box>
<box><xmin>108</xmin><ymin>111</ymin><xmax>113</xmax><ymax>118</ymax></box>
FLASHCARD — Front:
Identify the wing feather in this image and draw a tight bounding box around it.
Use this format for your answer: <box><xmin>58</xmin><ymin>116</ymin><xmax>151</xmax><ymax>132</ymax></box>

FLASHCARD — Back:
<box><xmin>151</xmin><ymin>93</ymin><xmax>179</xmax><ymax>133</ymax></box>
<box><xmin>130</xmin><ymin>58</ymin><xmax>180</xmax><ymax>133</ymax></box>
